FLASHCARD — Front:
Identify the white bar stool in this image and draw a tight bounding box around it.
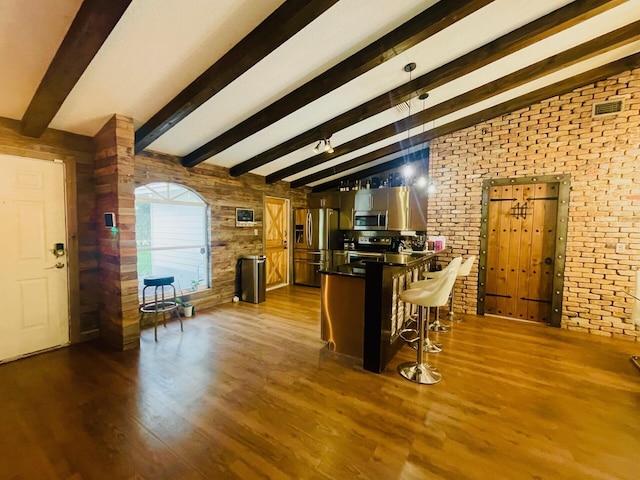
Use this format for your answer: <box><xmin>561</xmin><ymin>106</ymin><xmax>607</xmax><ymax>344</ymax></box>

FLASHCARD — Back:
<box><xmin>398</xmin><ymin>257</ymin><xmax>461</xmax><ymax>384</ymax></box>
<box><xmin>409</xmin><ymin>256</ymin><xmax>464</xmax><ymax>341</ymax></box>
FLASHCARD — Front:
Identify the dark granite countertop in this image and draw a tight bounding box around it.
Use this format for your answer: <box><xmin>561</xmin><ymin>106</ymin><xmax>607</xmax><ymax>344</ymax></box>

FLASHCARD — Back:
<box><xmin>320</xmin><ymin>251</ymin><xmax>438</xmax><ymax>277</ymax></box>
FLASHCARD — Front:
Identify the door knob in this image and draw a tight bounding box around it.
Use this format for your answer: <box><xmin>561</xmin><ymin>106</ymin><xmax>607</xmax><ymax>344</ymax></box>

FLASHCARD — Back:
<box><xmin>544</xmin><ymin>257</ymin><xmax>553</xmax><ymax>265</ymax></box>
<box><xmin>46</xmin><ymin>262</ymin><xmax>65</xmax><ymax>269</ymax></box>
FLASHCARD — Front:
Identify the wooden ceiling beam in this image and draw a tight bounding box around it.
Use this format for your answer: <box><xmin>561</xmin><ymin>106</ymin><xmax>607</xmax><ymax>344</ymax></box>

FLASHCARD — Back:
<box><xmin>134</xmin><ymin>0</ymin><xmax>339</xmax><ymax>153</ymax></box>
<box><xmin>270</xmin><ymin>22</ymin><xmax>640</xmax><ymax>184</ymax></box>
<box><xmin>303</xmin><ymin>52</ymin><xmax>640</xmax><ymax>191</ymax></box>
<box><xmin>231</xmin><ymin>0</ymin><xmax>626</xmax><ymax>177</ymax></box>
<box><xmin>20</xmin><ymin>0</ymin><xmax>132</xmax><ymax>138</ymax></box>
<box><xmin>291</xmin><ymin>135</ymin><xmax>430</xmax><ymax>188</ymax></box>
<box><xmin>182</xmin><ymin>0</ymin><xmax>493</xmax><ymax>167</ymax></box>
<box><xmin>311</xmin><ymin>149</ymin><xmax>429</xmax><ymax>192</ymax></box>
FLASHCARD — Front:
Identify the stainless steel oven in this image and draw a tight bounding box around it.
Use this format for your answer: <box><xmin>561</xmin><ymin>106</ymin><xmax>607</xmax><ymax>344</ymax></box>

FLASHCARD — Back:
<box><xmin>347</xmin><ymin>251</ymin><xmax>385</xmax><ymax>263</ymax></box>
<box><xmin>353</xmin><ymin>211</ymin><xmax>387</xmax><ymax>230</ymax></box>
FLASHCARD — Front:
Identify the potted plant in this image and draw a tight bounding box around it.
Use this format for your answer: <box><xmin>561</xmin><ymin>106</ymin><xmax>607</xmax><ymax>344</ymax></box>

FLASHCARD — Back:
<box><xmin>176</xmin><ymin>297</ymin><xmax>194</xmax><ymax>317</ymax></box>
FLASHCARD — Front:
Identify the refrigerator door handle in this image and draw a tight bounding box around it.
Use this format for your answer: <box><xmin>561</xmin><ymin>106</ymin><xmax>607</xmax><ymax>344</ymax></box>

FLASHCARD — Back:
<box><xmin>307</xmin><ymin>212</ymin><xmax>312</xmax><ymax>246</ymax></box>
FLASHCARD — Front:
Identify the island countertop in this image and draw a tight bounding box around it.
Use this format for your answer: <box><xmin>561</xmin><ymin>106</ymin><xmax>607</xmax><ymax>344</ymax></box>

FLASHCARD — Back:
<box><xmin>320</xmin><ymin>251</ymin><xmax>440</xmax><ymax>373</ymax></box>
<box><xmin>320</xmin><ymin>251</ymin><xmax>440</xmax><ymax>278</ymax></box>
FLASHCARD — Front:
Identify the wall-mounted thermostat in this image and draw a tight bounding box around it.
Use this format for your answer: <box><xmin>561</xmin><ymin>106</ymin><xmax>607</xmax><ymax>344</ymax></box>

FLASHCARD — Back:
<box><xmin>104</xmin><ymin>212</ymin><xmax>116</xmax><ymax>228</ymax></box>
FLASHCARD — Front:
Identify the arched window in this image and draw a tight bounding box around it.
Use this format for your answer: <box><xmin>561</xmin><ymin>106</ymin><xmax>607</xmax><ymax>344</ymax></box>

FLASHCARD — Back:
<box><xmin>135</xmin><ymin>182</ymin><xmax>210</xmax><ymax>296</ymax></box>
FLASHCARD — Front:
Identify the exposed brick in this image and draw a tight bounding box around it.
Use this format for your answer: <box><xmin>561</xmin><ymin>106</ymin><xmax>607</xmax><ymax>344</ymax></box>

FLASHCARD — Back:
<box><xmin>428</xmin><ymin>67</ymin><xmax>640</xmax><ymax>343</ymax></box>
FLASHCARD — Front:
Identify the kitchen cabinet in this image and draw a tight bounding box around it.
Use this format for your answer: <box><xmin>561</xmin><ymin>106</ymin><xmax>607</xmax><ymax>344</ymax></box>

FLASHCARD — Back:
<box><xmin>408</xmin><ymin>187</ymin><xmax>429</xmax><ymax>231</ymax></box>
<box><xmin>336</xmin><ymin>187</ymin><xmax>429</xmax><ymax>231</ymax></box>
<box><xmin>338</xmin><ymin>191</ymin><xmax>355</xmax><ymax>230</ymax></box>
<box><xmin>386</xmin><ymin>187</ymin><xmax>409</xmax><ymax>231</ymax></box>
<box><xmin>354</xmin><ymin>189</ymin><xmax>388</xmax><ymax>211</ymax></box>
<box><xmin>308</xmin><ymin>191</ymin><xmax>339</xmax><ymax>208</ymax></box>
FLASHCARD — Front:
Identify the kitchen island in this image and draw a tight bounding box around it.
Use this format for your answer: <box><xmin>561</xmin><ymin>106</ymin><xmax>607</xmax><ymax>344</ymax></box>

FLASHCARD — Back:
<box><xmin>320</xmin><ymin>252</ymin><xmax>438</xmax><ymax>373</ymax></box>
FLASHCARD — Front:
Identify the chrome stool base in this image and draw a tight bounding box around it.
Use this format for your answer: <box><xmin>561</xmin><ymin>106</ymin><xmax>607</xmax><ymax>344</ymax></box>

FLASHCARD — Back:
<box><xmin>429</xmin><ymin>319</ymin><xmax>450</xmax><ymax>333</ymax></box>
<box><xmin>411</xmin><ymin>338</ymin><xmax>442</xmax><ymax>353</ymax></box>
<box><xmin>631</xmin><ymin>355</ymin><xmax>640</xmax><ymax>372</ymax></box>
<box><xmin>397</xmin><ymin>362</ymin><xmax>442</xmax><ymax>385</ymax></box>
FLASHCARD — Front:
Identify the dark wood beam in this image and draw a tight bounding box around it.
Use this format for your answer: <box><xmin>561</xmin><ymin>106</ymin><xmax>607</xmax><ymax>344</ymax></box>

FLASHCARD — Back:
<box><xmin>311</xmin><ymin>149</ymin><xmax>429</xmax><ymax>192</ymax></box>
<box><xmin>20</xmin><ymin>0</ymin><xmax>132</xmax><ymax>138</ymax></box>
<box><xmin>182</xmin><ymin>0</ymin><xmax>494</xmax><ymax>167</ymax></box>
<box><xmin>300</xmin><ymin>52</ymin><xmax>640</xmax><ymax>190</ymax></box>
<box><xmin>134</xmin><ymin>0</ymin><xmax>339</xmax><ymax>153</ymax></box>
<box><xmin>292</xmin><ymin>135</ymin><xmax>431</xmax><ymax>188</ymax></box>
<box><xmin>270</xmin><ymin>23</ymin><xmax>640</xmax><ymax>184</ymax></box>
<box><xmin>231</xmin><ymin>0</ymin><xmax>626</xmax><ymax>177</ymax></box>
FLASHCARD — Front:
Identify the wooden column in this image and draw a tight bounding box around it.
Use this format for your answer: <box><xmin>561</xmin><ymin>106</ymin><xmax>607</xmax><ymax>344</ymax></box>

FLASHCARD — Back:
<box><xmin>93</xmin><ymin>114</ymin><xmax>139</xmax><ymax>350</ymax></box>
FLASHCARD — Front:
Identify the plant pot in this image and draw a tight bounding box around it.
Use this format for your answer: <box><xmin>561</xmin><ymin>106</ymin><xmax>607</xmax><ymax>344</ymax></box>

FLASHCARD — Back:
<box><xmin>183</xmin><ymin>305</ymin><xmax>194</xmax><ymax>317</ymax></box>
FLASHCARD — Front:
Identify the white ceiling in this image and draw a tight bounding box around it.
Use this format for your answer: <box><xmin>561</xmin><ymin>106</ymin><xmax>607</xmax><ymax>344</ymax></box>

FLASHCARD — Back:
<box><xmin>1</xmin><ymin>0</ymin><xmax>639</xmax><ymax>187</ymax></box>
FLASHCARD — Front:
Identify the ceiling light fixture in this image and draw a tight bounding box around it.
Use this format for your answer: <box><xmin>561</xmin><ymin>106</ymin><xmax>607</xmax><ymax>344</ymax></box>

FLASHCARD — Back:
<box><xmin>419</xmin><ymin>91</ymin><xmax>436</xmax><ymax>194</ymax></box>
<box><xmin>313</xmin><ymin>136</ymin><xmax>334</xmax><ymax>154</ymax></box>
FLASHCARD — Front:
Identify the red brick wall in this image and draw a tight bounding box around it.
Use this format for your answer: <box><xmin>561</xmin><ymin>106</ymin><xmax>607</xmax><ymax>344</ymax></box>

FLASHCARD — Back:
<box><xmin>428</xmin><ymin>67</ymin><xmax>640</xmax><ymax>341</ymax></box>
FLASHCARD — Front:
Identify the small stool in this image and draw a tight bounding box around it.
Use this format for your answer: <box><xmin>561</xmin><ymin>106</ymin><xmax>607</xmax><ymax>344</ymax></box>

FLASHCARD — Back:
<box><xmin>140</xmin><ymin>276</ymin><xmax>182</xmax><ymax>341</ymax></box>
<box><xmin>398</xmin><ymin>257</ymin><xmax>461</xmax><ymax>384</ymax></box>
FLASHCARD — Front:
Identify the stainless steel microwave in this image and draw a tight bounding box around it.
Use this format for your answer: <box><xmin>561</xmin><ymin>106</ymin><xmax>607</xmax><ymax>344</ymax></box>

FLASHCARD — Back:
<box><xmin>353</xmin><ymin>211</ymin><xmax>387</xmax><ymax>230</ymax></box>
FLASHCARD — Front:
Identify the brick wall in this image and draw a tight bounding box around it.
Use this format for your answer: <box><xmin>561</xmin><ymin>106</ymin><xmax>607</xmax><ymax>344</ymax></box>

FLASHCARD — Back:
<box><xmin>135</xmin><ymin>150</ymin><xmax>309</xmax><ymax>311</ymax></box>
<box><xmin>428</xmin><ymin>67</ymin><xmax>640</xmax><ymax>341</ymax></box>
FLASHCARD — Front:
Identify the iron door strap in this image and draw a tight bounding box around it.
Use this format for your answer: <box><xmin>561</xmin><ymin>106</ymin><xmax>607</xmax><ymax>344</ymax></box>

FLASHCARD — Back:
<box><xmin>485</xmin><ymin>293</ymin><xmax>511</xmax><ymax>298</ymax></box>
<box><xmin>521</xmin><ymin>297</ymin><xmax>552</xmax><ymax>303</ymax></box>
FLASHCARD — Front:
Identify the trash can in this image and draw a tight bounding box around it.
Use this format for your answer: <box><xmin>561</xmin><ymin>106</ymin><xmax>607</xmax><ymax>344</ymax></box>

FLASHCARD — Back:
<box><xmin>240</xmin><ymin>255</ymin><xmax>266</xmax><ymax>303</ymax></box>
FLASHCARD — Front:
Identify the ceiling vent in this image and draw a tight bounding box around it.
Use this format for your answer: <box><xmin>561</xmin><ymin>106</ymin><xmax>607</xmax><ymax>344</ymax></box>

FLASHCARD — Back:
<box><xmin>592</xmin><ymin>98</ymin><xmax>624</xmax><ymax>118</ymax></box>
<box><xmin>395</xmin><ymin>99</ymin><xmax>415</xmax><ymax>113</ymax></box>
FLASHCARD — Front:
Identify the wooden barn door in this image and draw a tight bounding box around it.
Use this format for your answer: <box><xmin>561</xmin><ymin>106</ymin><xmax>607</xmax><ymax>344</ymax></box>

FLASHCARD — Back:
<box><xmin>264</xmin><ymin>196</ymin><xmax>289</xmax><ymax>289</ymax></box>
<box><xmin>479</xmin><ymin>176</ymin><xmax>570</xmax><ymax>326</ymax></box>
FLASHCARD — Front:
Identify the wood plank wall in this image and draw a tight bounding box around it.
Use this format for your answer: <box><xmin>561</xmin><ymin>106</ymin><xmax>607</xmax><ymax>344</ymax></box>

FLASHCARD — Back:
<box><xmin>135</xmin><ymin>150</ymin><xmax>309</xmax><ymax>311</ymax></box>
<box><xmin>93</xmin><ymin>115</ymin><xmax>140</xmax><ymax>350</ymax></box>
<box><xmin>0</xmin><ymin>117</ymin><xmax>99</xmax><ymax>342</ymax></box>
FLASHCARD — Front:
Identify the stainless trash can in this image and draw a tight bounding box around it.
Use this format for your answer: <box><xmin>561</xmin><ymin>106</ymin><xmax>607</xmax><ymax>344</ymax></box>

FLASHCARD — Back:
<box><xmin>240</xmin><ymin>255</ymin><xmax>266</xmax><ymax>303</ymax></box>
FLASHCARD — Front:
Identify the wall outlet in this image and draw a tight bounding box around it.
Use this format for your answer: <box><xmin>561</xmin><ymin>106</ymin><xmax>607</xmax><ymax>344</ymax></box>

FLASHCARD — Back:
<box><xmin>615</xmin><ymin>243</ymin><xmax>626</xmax><ymax>254</ymax></box>
<box><xmin>254</xmin><ymin>228</ymin><xmax>259</xmax><ymax>236</ymax></box>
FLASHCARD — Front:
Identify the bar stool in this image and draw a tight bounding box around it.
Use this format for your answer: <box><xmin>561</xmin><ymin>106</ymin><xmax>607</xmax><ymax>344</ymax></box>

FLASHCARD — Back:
<box><xmin>410</xmin><ymin>256</ymin><xmax>464</xmax><ymax>337</ymax></box>
<box><xmin>139</xmin><ymin>276</ymin><xmax>182</xmax><ymax>341</ymax></box>
<box><xmin>447</xmin><ymin>255</ymin><xmax>476</xmax><ymax>322</ymax></box>
<box><xmin>398</xmin><ymin>257</ymin><xmax>461</xmax><ymax>384</ymax></box>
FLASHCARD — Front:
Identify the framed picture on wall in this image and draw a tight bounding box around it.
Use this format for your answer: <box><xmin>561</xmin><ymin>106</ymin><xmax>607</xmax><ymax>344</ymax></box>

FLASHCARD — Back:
<box><xmin>236</xmin><ymin>208</ymin><xmax>255</xmax><ymax>227</ymax></box>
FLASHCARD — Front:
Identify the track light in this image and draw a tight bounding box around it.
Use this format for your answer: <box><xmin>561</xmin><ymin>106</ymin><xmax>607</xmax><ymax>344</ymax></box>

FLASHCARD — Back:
<box><xmin>313</xmin><ymin>136</ymin><xmax>334</xmax><ymax>154</ymax></box>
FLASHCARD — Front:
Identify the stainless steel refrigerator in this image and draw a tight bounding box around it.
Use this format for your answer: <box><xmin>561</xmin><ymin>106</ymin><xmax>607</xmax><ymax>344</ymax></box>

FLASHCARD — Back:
<box><xmin>293</xmin><ymin>208</ymin><xmax>339</xmax><ymax>287</ymax></box>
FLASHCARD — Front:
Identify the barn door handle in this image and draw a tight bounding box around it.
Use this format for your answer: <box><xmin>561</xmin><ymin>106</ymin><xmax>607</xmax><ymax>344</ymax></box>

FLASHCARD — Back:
<box><xmin>544</xmin><ymin>257</ymin><xmax>553</xmax><ymax>265</ymax></box>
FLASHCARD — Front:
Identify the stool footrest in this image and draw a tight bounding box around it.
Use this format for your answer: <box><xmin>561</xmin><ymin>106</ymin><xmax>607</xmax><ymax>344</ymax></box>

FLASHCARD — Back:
<box><xmin>140</xmin><ymin>302</ymin><xmax>177</xmax><ymax>313</ymax></box>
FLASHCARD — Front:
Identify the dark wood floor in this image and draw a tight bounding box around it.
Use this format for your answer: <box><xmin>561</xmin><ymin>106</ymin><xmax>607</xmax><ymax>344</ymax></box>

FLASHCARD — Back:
<box><xmin>1</xmin><ymin>285</ymin><xmax>639</xmax><ymax>480</ymax></box>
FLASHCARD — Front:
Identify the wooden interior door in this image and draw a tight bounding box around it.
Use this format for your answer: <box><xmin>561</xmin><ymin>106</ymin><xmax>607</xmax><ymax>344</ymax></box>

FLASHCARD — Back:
<box><xmin>484</xmin><ymin>182</ymin><xmax>558</xmax><ymax>323</ymax></box>
<box><xmin>265</xmin><ymin>197</ymin><xmax>289</xmax><ymax>289</ymax></box>
<box><xmin>0</xmin><ymin>154</ymin><xmax>69</xmax><ymax>362</ymax></box>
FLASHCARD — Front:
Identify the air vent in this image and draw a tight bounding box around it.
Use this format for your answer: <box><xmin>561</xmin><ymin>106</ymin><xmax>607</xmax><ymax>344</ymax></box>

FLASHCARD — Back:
<box><xmin>592</xmin><ymin>99</ymin><xmax>624</xmax><ymax>118</ymax></box>
<box><xmin>395</xmin><ymin>99</ymin><xmax>415</xmax><ymax>113</ymax></box>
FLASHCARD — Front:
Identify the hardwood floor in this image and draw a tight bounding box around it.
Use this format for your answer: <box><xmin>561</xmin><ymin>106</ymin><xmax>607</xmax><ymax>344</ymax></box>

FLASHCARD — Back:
<box><xmin>1</xmin><ymin>285</ymin><xmax>639</xmax><ymax>480</ymax></box>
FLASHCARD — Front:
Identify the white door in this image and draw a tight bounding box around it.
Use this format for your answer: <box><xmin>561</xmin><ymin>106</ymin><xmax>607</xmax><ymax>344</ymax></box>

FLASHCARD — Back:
<box><xmin>0</xmin><ymin>154</ymin><xmax>69</xmax><ymax>362</ymax></box>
